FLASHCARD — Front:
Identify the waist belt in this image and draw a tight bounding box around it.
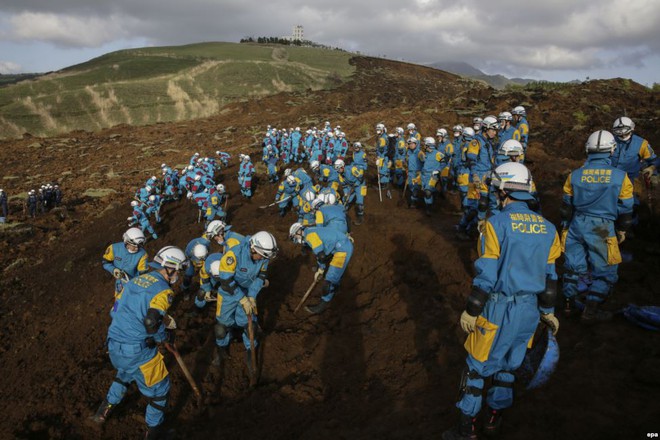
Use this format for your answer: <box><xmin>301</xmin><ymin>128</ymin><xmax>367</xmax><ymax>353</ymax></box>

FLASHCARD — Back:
<box><xmin>489</xmin><ymin>292</ymin><xmax>535</xmax><ymax>303</ymax></box>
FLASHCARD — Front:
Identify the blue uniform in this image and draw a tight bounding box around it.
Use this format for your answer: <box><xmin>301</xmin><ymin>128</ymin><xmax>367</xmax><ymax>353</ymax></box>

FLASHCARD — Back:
<box><xmin>393</xmin><ymin>138</ymin><xmax>407</xmax><ymax>186</ymax></box>
<box><xmin>103</xmin><ymin>242</ymin><xmax>149</xmax><ymax>297</ymax></box>
<box><xmin>214</xmin><ymin>239</ymin><xmax>269</xmax><ymax>349</ymax></box>
<box><xmin>238</xmin><ymin>160</ymin><xmax>254</xmax><ymax>198</ymax></box>
<box><xmin>457</xmin><ymin>202</ymin><xmax>561</xmax><ymax>417</ymax></box>
<box><xmin>421</xmin><ymin>149</ymin><xmax>445</xmax><ymax>206</ymax></box>
<box><xmin>375</xmin><ymin>133</ymin><xmax>389</xmax><ymax>158</ymax></box>
<box><xmin>315</xmin><ymin>204</ymin><xmax>349</xmax><ymax>234</ymax></box>
<box><xmin>262</xmin><ymin>145</ymin><xmax>280</xmax><ymax>182</ymax></box>
<box><xmin>561</xmin><ymin>154</ymin><xmax>634</xmax><ymax>303</ymax></box>
<box><xmin>303</xmin><ymin>226</ymin><xmax>354</xmax><ymax>303</ymax></box>
<box><xmin>275</xmin><ymin>178</ymin><xmax>301</xmax><ymax>211</ymax></box>
<box><xmin>105</xmin><ymin>271</ymin><xmax>174</xmax><ymax>428</ymax></box>
<box><xmin>183</xmin><ymin>236</ymin><xmax>211</xmax><ymax>292</ymax></box>
<box><xmin>515</xmin><ymin>116</ymin><xmax>529</xmax><ymax>152</ymax></box>
<box><xmin>0</xmin><ymin>191</ymin><xmax>8</xmax><ymax>221</ymax></box>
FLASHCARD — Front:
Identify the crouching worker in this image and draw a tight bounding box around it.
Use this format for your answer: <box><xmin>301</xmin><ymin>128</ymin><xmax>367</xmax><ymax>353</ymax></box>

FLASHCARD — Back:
<box><xmin>443</xmin><ymin>163</ymin><xmax>561</xmax><ymax>439</ymax></box>
<box><xmin>288</xmin><ymin>222</ymin><xmax>354</xmax><ymax>315</ymax></box>
<box><xmin>90</xmin><ymin>246</ymin><xmax>188</xmax><ymax>439</ymax></box>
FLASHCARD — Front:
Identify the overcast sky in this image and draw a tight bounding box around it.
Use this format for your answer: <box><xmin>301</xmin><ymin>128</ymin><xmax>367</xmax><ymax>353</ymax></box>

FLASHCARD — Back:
<box><xmin>1</xmin><ymin>0</ymin><xmax>659</xmax><ymax>85</ymax></box>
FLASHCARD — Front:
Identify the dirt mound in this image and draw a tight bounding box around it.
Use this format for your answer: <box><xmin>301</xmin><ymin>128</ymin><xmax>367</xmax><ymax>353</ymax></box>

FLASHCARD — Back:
<box><xmin>0</xmin><ymin>56</ymin><xmax>659</xmax><ymax>439</ymax></box>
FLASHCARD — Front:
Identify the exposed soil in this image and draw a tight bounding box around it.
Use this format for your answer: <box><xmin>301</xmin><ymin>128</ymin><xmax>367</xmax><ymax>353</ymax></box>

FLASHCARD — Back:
<box><xmin>0</xmin><ymin>56</ymin><xmax>659</xmax><ymax>439</ymax></box>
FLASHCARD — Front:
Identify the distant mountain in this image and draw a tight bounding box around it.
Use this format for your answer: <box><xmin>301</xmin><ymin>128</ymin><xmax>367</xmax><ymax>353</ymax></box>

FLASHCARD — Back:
<box><xmin>428</xmin><ymin>61</ymin><xmax>533</xmax><ymax>89</ymax></box>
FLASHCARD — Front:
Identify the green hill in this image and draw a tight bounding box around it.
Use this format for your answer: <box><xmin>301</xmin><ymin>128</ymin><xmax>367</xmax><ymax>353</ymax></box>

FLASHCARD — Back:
<box><xmin>0</xmin><ymin>42</ymin><xmax>355</xmax><ymax>139</ymax></box>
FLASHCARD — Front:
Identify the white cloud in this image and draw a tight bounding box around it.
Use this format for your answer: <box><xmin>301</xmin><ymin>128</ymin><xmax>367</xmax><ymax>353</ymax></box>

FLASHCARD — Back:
<box><xmin>0</xmin><ymin>61</ymin><xmax>21</xmax><ymax>74</ymax></box>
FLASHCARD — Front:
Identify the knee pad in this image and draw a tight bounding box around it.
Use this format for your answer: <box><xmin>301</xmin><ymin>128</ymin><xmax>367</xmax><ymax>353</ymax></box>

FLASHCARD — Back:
<box><xmin>424</xmin><ymin>189</ymin><xmax>433</xmax><ymax>199</ymax></box>
<box><xmin>459</xmin><ymin>368</ymin><xmax>483</xmax><ymax>398</ymax></box>
<box><xmin>214</xmin><ymin>323</ymin><xmax>227</xmax><ymax>340</ymax></box>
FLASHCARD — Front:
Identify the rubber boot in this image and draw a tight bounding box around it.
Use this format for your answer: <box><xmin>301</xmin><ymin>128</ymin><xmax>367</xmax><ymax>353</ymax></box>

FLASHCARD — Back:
<box><xmin>89</xmin><ymin>399</ymin><xmax>114</xmax><ymax>424</ymax></box>
<box><xmin>144</xmin><ymin>424</ymin><xmax>175</xmax><ymax>440</ymax></box>
<box><xmin>442</xmin><ymin>413</ymin><xmax>477</xmax><ymax>440</ymax></box>
<box><xmin>482</xmin><ymin>407</ymin><xmax>503</xmax><ymax>437</ymax></box>
<box><xmin>424</xmin><ymin>203</ymin><xmax>432</xmax><ymax>217</ymax></box>
<box><xmin>211</xmin><ymin>346</ymin><xmax>229</xmax><ymax>367</ymax></box>
<box><xmin>305</xmin><ymin>300</ymin><xmax>330</xmax><ymax>315</ymax></box>
<box><xmin>581</xmin><ymin>300</ymin><xmax>613</xmax><ymax>322</ymax></box>
<box><xmin>563</xmin><ymin>296</ymin><xmax>576</xmax><ymax>317</ymax></box>
<box><xmin>279</xmin><ymin>207</ymin><xmax>287</xmax><ymax>217</ymax></box>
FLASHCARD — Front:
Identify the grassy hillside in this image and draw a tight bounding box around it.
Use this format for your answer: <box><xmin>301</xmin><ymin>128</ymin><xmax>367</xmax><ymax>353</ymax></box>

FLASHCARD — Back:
<box><xmin>0</xmin><ymin>42</ymin><xmax>355</xmax><ymax>139</ymax></box>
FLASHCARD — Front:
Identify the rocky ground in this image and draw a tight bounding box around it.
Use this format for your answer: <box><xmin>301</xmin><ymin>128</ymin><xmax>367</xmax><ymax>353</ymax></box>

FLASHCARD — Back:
<box><xmin>0</xmin><ymin>57</ymin><xmax>659</xmax><ymax>439</ymax></box>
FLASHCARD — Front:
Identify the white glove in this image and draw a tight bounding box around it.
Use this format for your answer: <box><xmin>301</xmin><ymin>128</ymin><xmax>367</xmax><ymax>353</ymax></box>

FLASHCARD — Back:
<box><xmin>477</xmin><ymin>219</ymin><xmax>486</xmax><ymax>234</ymax></box>
<box><xmin>186</xmin><ymin>191</ymin><xmax>193</xmax><ymax>199</ymax></box>
<box><xmin>203</xmin><ymin>291</ymin><xmax>217</xmax><ymax>302</ymax></box>
<box><xmin>112</xmin><ymin>268</ymin><xmax>126</xmax><ymax>280</ymax></box>
<box><xmin>163</xmin><ymin>314</ymin><xmax>177</xmax><ymax>330</ymax></box>
<box><xmin>262</xmin><ymin>279</ymin><xmax>270</xmax><ymax>288</ymax></box>
<box><xmin>460</xmin><ymin>311</ymin><xmax>477</xmax><ymax>333</ymax></box>
<box><xmin>314</xmin><ymin>268</ymin><xmax>325</xmax><ymax>282</ymax></box>
<box><xmin>641</xmin><ymin>165</ymin><xmax>655</xmax><ymax>179</ymax></box>
<box><xmin>540</xmin><ymin>313</ymin><xmax>559</xmax><ymax>335</ymax></box>
<box><xmin>616</xmin><ymin>231</ymin><xmax>626</xmax><ymax>244</ymax></box>
<box><xmin>240</xmin><ymin>296</ymin><xmax>257</xmax><ymax>315</ymax></box>
<box><xmin>347</xmin><ymin>234</ymin><xmax>355</xmax><ymax>244</ymax></box>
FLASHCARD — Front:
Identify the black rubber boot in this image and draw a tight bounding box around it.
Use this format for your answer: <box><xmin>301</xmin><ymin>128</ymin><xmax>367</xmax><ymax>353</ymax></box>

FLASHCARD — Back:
<box><xmin>563</xmin><ymin>296</ymin><xmax>577</xmax><ymax>317</ymax></box>
<box><xmin>442</xmin><ymin>413</ymin><xmax>477</xmax><ymax>440</ymax></box>
<box><xmin>305</xmin><ymin>300</ymin><xmax>330</xmax><ymax>315</ymax></box>
<box><xmin>482</xmin><ymin>407</ymin><xmax>503</xmax><ymax>437</ymax></box>
<box><xmin>89</xmin><ymin>399</ymin><xmax>114</xmax><ymax>424</ymax></box>
<box><xmin>278</xmin><ymin>207</ymin><xmax>287</xmax><ymax>217</ymax></box>
<box><xmin>145</xmin><ymin>424</ymin><xmax>175</xmax><ymax>440</ymax></box>
<box><xmin>582</xmin><ymin>299</ymin><xmax>613</xmax><ymax>322</ymax></box>
<box><xmin>211</xmin><ymin>346</ymin><xmax>229</xmax><ymax>367</ymax></box>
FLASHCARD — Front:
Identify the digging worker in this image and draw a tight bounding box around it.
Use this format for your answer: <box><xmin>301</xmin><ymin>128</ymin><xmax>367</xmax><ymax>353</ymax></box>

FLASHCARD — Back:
<box><xmin>443</xmin><ymin>162</ymin><xmax>561</xmax><ymax>440</ymax></box>
<box><xmin>208</xmin><ymin>231</ymin><xmax>277</xmax><ymax>369</ymax></box>
<box><xmin>91</xmin><ymin>246</ymin><xmax>188</xmax><ymax>440</ymax></box>
<box><xmin>0</xmin><ymin>189</ymin><xmax>7</xmax><ymax>222</ymax></box>
<box><xmin>561</xmin><ymin>130</ymin><xmax>634</xmax><ymax>321</ymax></box>
<box><xmin>288</xmin><ymin>222</ymin><xmax>354</xmax><ymax>315</ymax></box>
<box><xmin>102</xmin><ymin>227</ymin><xmax>149</xmax><ymax>299</ymax></box>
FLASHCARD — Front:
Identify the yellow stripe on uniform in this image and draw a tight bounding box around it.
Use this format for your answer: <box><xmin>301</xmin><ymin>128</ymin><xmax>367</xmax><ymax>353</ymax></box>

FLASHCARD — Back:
<box><xmin>620</xmin><ymin>174</ymin><xmax>634</xmax><ymax>200</ymax></box>
<box><xmin>330</xmin><ymin>251</ymin><xmax>347</xmax><ymax>269</ymax></box>
<box><xmin>548</xmin><ymin>232</ymin><xmax>561</xmax><ymax>263</ymax></box>
<box><xmin>220</xmin><ymin>251</ymin><xmax>237</xmax><ymax>274</ymax></box>
<box><xmin>149</xmin><ymin>289</ymin><xmax>172</xmax><ymax>312</ymax></box>
<box><xmin>103</xmin><ymin>245</ymin><xmax>114</xmax><ymax>262</ymax></box>
<box><xmin>305</xmin><ymin>232</ymin><xmax>323</xmax><ymax>251</ymax></box>
<box><xmin>562</xmin><ymin>174</ymin><xmax>573</xmax><ymax>197</ymax></box>
<box><xmin>139</xmin><ymin>352</ymin><xmax>169</xmax><ymax>387</ymax></box>
<box><xmin>315</xmin><ymin>211</ymin><xmax>324</xmax><ymax>226</ymax></box>
<box><xmin>482</xmin><ymin>221</ymin><xmax>501</xmax><ymax>260</ymax></box>
<box><xmin>138</xmin><ymin>254</ymin><xmax>149</xmax><ymax>273</ymax></box>
<box><xmin>226</xmin><ymin>238</ymin><xmax>241</xmax><ymax>249</ymax></box>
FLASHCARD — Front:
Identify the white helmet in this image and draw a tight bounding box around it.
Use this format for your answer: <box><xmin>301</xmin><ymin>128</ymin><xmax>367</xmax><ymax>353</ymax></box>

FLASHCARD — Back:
<box><xmin>194</xmin><ymin>175</ymin><xmax>202</xmax><ymax>181</ymax></box>
<box><xmin>452</xmin><ymin>124</ymin><xmax>463</xmax><ymax>134</ymax></box>
<box><xmin>192</xmin><ymin>243</ymin><xmax>209</xmax><ymax>260</ymax></box>
<box><xmin>161</xmin><ymin>163</ymin><xmax>167</xmax><ymax>169</ymax></box>
<box><xmin>396</xmin><ymin>127</ymin><xmax>404</xmax><ymax>136</ymax></box>
<box><xmin>206</xmin><ymin>220</ymin><xmax>226</xmax><ymax>237</ymax></box>
<box><xmin>310</xmin><ymin>160</ymin><xmax>320</xmax><ymax>171</ymax></box>
<box><xmin>286</xmin><ymin>175</ymin><xmax>296</xmax><ymax>185</ymax></box>
<box><xmin>499</xmin><ymin>139</ymin><xmax>524</xmax><ymax>157</ymax></box>
<box><xmin>436</xmin><ymin>128</ymin><xmax>448</xmax><ymax>138</ymax></box>
<box><xmin>216</xmin><ymin>150</ymin><xmax>221</xmax><ymax>155</ymax></box>
<box><xmin>149</xmin><ymin>195</ymin><xmax>156</xmax><ymax>202</ymax></box>
<box><xmin>612</xmin><ymin>116</ymin><xmax>635</xmax><ymax>138</ymax></box>
<box><xmin>123</xmin><ymin>227</ymin><xmax>146</xmax><ymax>249</ymax></box>
<box><xmin>295</xmin><ymin>126</ymin><xmax>300</xmax><ymax>131</ymax></box>
<box><xmin>311</xmin><ymin>197</ymin><xmax>324</xmax><ymax>211</ymax></box>
<box><xmin>152</xmin><ymin>246</ymin><xmax>188</xmax><ymax>271</ymax></box>
<box><xmin>249</xmin><ymin>231</ymin><xmax>278</xmax><ymax>259</ymax></box>
<box><xmin>512</xmin><ymin>106</ymin><xmax>526</xmax><ymax>116</ymax></box>
<box><xmin>323</xmin><ymin>192</ymin><xmax>338</xmax><ymax>205</ymax></box>
<box><xmin>215</xmin><ymin>184</ymin><xmax>224</xmax><ymax>194</ymax></box>
<box><xmin>424</xmin><ymin>137</ymin><xmax>436</xmax><ymax>147</ymax></box>
<box><xmin>407</xmin><ymin>123</ymin><xmax>416</xmax><ymax>131</ymax></box>
<box><xmin>491</xmin><ymin>162</ymin><xmax>533</xmax><ymax>194</ymax></box>
<box><xmin>145</xmin><ymin>185</ymin><xmax>152</xmax><ymax>192</ymax></box>
<box><xmin>289</xmin><ymin>222</ymin><xmax>305</xmax><ymax>244</ymax></box>
<box><xmin>302</xmin><ymin>190</ymin><xmax>316</xmax><ymax>202</ymax></box>
<box><xmin>462</xmin><ymin>127</ymin><xmax>476</xmax><ymax>140</ymax></box>
<box><xmin>242</xmin><ymin>154</ymin><xmax>250</xmax><ymax>162</ymax></box>
<box><xmin>130</xmin><ymin>200</ymin><xmax>139</xmax><ymax>207</ymax></box>
<box><xmin>353</xmin><ymin>142</ymin><xmax>362</xmax><ymax>150</ymax></box>
<box><xmin>334</xmin><ymin>159</ymin><xmax>345</xmax><ymax>170</ymax></box>
<box><xmin>498</xmin><ymin>112</ymin><xmax>513</xmax><ymax>122</ymax></box>
<box><xmin>585</xmin><ymin>130</ymin><xmax>617</xmax><ymax>154</ymax></box>
<box><xmin>482</xmin><ymin>116</ymin><xmax>499</xmax><ymax>130</ymax></box>
<box><xmin>376</xmin><ymin>123</ymin><xmax>385</xmax><ymax>132</ymax></box>
<box><xmin>284</xmin><ymin>168</ymin><xmax>292</xmax><ymax>177</ymax></box>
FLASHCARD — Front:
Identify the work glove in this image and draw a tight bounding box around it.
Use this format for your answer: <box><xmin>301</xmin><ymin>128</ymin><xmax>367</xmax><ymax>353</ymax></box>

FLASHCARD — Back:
<box><xmin>203</xmin><ymin>291</ymin><xmax>217</xmax><ymax>302</ymax></box>
<box><xmin>240</xmin><ymin>296</ymin><xmax>257</xmax><ymax>315</ymax></box>
<box><xmin>641</xmin><ymin>165</ymin><xmax>655</xmax><ymax>179</ymax></box>
<box><xmin>616</xmin><ymin>231</ymin><xmax>626</xmax><ymax>244</ymax></box>
<box><xmin>186</xmin><ymin>191</ymin><xmax>193</xmax><ymax>199</ymax></box>
<box><xmin>540</xmin><ymin>313</ymin><xmax>560</xmax><ymax>335</ymax></box>
<box><xmin>163</xmin><ymin>314</ymin><xmax>176</xmax><ymax>330</ymax></box>
<box><xmin>460</xmin><ymin>310</ymin><xmax>477</xmax><ymax>333</ymax></box>
<box><xmin>347</xmin><ymin>234</ymin><xmax>355</xmax><ymax>244</ymax></box>
<box><xmin>314</xmin><ymin>267</ymin><xmax>325</xmax><ymax>282</ymax></box>
<box><xmin>472</xmin><ymin>174</ymin><xmax>481</xmax><ymax>185</ymax></box>
<box><xmin>477</xmin><ymin>219</ymin><xmax>486</xmax><ymax>234</ymax></box>
<box><xmin>112</xmin><ymin>268</ymin><xmax>126</xmax><ymax>280</ymax></box>
<box><xmin>262</xmin><ymin>279</ymin><xmax>270</xmax><ymax>288</ymax></box>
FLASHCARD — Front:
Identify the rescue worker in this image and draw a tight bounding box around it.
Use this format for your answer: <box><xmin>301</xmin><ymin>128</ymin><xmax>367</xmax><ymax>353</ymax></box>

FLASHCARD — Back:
<box><xmin>314</xmin><ymin>193</ymin><xmax>349</xmax><ymax>234</ymax></box>
<box><xmin>511</xmin><ymin>106</ymin><xmax>529</xmax><ymax>152</ymax></box>
<box><xmin>561</xmin><ymin>130</ymin><xmax>634</xmax><ymax>321</ymax></box>
<box><xmin>183</xmin><ymin>241</ymin><xmax>210</xmax><ymax>299</ymax></box>
<box><xmin>209</xmin><ymin>232</ymin><xmax>277</xmax><ymax>368</ymax></box>
<box><xmin>376</xmin><ymin>155</ymin><xmax>393</xmax><ymax>199</ymax></box>
<box><xmin>289</xmin><ymin>222</ymin><xmax>354</xmax><ymax>314</ymax></box>
<box><xmin>90</xmin><ymin>246</ymin><xmax>188</xmax><ymax>439</ymax></box>
<box><xmin>129</xmin><ymin>200</ymin><xmax>157</xmax><ymax>240</ymax></box>
<box><xmin>146</xmin><ymin>194</ymin><xmax>163</xmax><ymax>224</ymax></box>
<box><xmin>0</xmin><ymin>189</ymin><xmax>7</xmax><ymax>222</ymax></box>
<box><xmin>497</xmin><ymin>112</ymin><xmax>521</xmax><ymax>152</ymax></box>
<box><xmin>352</xmin><ymin>142</ymin><xmax>368</xmax><ymax>171</ymax></box>
<box><xmin>406</xmin><ymin>137</ymin><xmax>423</xmax><ymax>208</ymax></box>
<box><xmin>275</xmin><ymin>175</ymin><xmax>302</xmax><ymax>217</ymax></box>
<box><xmin>443</xmin><ymin>162</ymin><xmax>560</xmax><ymax>440</ymax></box>
<box><xmin>407</xmin><ymin>122</ymin><xmax>422</xmax><ymax>144</ymax></box>
<box><xmin>53</xmin><ymin>184</ymin><xmax>63</xmax><ymax>206</ymax></box>
<box><xmin>238</xmin><ymin>154</ymin><xmax>254</xmax><ymax>198</ymax></box>
<box><xmin>420</xmin><ymin>137</ymin><xmax>444</xmax><ymax>216</ymax></box>
<box><xmin>375</xmin><ymin>123</ymin><xmax>389</xmax><ymax>158</ymax></box>
<box><xmin>262</xmin><ymin>142</ymin><xmax>280</xmax><ymax>184</ymax></box>
<box><xmin>102</xmin><ymin>227</ymin><xmax>149</xmax><ymax>300</ymax></box>
<box><xmin>435</xmin><ymin>128</ymin><xmax>454</xmax><ymax>193</ymax></box>
<box><xmin>337</xmin><ymin>159</ymin><xmax>366</xmax><ymax>225</ymax></box>
<box><xmin>610</xmin><ymin>116</ymin><xmax>656</xmax><ymax>225</ymax></box>
<box><xmin>393</xmin><ymin>128</ymin><xmax>408</xmax><ymax>187</ymax></box>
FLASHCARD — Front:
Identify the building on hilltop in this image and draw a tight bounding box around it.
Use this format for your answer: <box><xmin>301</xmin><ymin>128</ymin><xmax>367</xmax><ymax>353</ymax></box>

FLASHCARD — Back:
<box><xmin>282</xmin><ymin>25</ymin><xmax>304</xmax><ymax>42</ymax></box>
